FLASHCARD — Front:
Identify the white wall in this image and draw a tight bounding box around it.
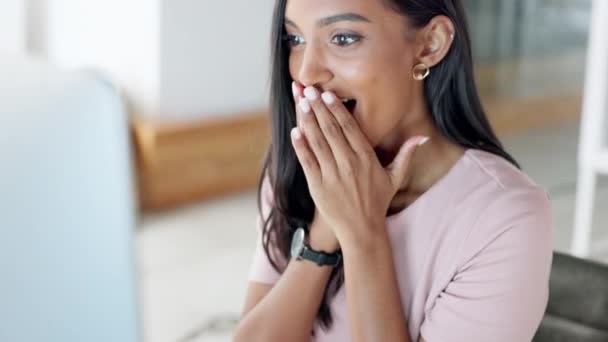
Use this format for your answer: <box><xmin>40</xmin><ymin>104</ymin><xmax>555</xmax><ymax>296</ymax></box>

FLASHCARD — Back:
<box><xmin>0</xmin><ymin>0</ymin><xmax>26</xmax><ymax>55</ymax></box>
<box><xmin>46</xmin><ymin>0</ymin><xmax>161</xmax><ymax>117</ymax></box>
<box><xmin>160</xmin><ymin>0</ymin><xmax>274</xmax><ymax>119</ymax></box>
<box><xmin>25</xmin><ymin>0</ymin><xmax>49</xmax><ymax>57</ymax></box>
<box><xmin>18</xmin><ymin>0</ymin><xmax>274</xmax><ymax>119</ymax></box>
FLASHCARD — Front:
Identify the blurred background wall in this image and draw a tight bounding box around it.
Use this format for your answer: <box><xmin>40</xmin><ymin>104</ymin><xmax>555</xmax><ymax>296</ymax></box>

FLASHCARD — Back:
<box><xmin>161</xmin><ymin>0</ymin><xmax>273</xmax><ymax>119</ymax></box>
<box><xmin>0</xmin><ymin>0</ymin><xmax>26</xmax><ymax>55</ymax></box>
<box><xmin>18</xmin><ymin>0</ymin><xmax>273</xmax><ymax>120</ymax></box>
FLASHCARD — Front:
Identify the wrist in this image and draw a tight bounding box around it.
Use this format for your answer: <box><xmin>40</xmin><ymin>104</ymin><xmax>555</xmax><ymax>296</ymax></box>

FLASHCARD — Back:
<box><xmin>308</xmin><ymin>222</ymin><xmax>340</xmax><ymax>253</ymax></box>
<box><xmin>340</xmin><ymin>224</ymin><xmax>390</xmax><ymax>257</ymax></box>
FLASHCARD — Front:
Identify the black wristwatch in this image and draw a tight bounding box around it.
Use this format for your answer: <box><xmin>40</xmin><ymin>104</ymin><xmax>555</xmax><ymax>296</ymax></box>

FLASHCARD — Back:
<box><xmin>290</xmin><ymin>227</ymin><xmax>341</xmax><ymax>267</ymax></box>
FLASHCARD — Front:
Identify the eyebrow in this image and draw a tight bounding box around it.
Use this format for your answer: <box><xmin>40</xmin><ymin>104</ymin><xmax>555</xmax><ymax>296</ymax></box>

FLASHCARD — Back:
<box><xmin>284</xmin><ymin>13</ymin><xmax>371</xmax><ymax>29</ymax></box>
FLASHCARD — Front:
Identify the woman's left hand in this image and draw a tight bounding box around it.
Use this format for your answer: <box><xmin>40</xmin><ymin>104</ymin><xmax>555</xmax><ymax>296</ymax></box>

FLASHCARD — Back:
<box><xmin>290</xmin><ymin>82</ymin><xmax>428</xmax><ymax>249</ymax></box>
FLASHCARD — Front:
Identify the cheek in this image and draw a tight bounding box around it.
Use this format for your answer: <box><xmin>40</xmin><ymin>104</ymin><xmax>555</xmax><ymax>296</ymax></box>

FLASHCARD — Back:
<box><xmin>362</xmin><ymin>74</ymin><xmax>414</xmax><ymax>146</ymax></box>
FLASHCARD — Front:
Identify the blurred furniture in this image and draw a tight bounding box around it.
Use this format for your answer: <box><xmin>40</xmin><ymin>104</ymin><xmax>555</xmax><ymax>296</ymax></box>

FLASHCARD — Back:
<box><xmin>0</xmin><ymin>57</ymin><xmax>140</xmax><ymax>342</ymax></box>
<box><xmin>534</xmin><ymin>252</ymin><xmax>608</xmax><ymax>342</ymax></box>
<box><xmin>132</xmin><ymin>113</ymin><xmax>269</xmax><ymax>211</ymax></box>
<box><xmin>572</xmin><ymin>0</ymin><xmax>608</xmax><ymax>258</ymax></box>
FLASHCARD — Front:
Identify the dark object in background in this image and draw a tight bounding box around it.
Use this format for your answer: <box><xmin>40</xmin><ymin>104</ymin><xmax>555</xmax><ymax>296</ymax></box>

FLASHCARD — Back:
<box><xmin>534</xmin><ymin>252</ymin><xmax>608</xmax><ymax>342</ymax></box>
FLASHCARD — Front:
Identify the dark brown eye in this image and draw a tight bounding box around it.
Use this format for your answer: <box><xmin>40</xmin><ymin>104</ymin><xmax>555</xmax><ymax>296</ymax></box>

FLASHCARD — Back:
<box><xmin>282</xmin><ymin>34</ymin><xmax>305</xmax><ymax>47</ymax></box>
<box><xmin>331</xmin><ymin>33</ymin><xmax>362</xmax><ymax>47</ymax></box>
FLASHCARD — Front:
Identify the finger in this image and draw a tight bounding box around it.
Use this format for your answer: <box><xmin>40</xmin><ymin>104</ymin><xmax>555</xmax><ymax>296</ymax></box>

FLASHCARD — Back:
<box><xmin>293</xmin><ymin>85</ymin><xmax>313</xmax><ymax>153</ymax></box>
<box><xmin>291</xmin><ymin>126</ymin><xmax>321</xmax><ymax>185</ymax></box>
<box><xmin>298</xmin><ymin>97</ymin><xmax>338</xmax><ymax>176</ymax></box>
<box><xmin>303</xmin><ymin>86</ymin><xmax>355</xmax><ymax>165</ymax></box>
<box><xmin>292</xmin><ymin>81</ymin><xmax>302</xmax><ymax>100</ymax></box>
<box><xmin>319</xmin><ymin>91</ymin><xmax>375</xmax><ymax>156</ymax></box>
<box><xmin>386</xmin><ymin>136</ymin><xmax>429</xmax><ymax>190</ymax></box>
<box><xmin>292</xmin><ymin>81</ymin><xmax>304</xmax><ymax>128</ymax></box>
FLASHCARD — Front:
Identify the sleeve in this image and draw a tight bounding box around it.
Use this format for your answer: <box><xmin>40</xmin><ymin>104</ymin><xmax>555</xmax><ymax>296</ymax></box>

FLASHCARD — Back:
<box><xmin>247</xmin><ymin>174</ymin><xmax>285</xmax><ymax>285</ymax></box>
<box><xmin>419</xmin><ymin>187</ymin><xmax>554</xmax><ymax>342</ymax></box>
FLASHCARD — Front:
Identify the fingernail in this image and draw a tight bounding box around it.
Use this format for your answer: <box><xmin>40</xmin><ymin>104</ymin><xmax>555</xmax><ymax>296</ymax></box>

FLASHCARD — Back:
<box><xmin>304</xmin><ymin>87</ymin><xmax>318</xmax><ymax>100</ymax></box>
<box><xmin>418</xmin><ymin>137</ymin><xmax>430</xmax><ymax>146</ymax></box>
<box><xmin>321</xmin><ymin>91</ymin><xmax>335</xmax><ymax>104</ymax></box>
<box><xmin>299</xmin><ymin>99</ymin><xmax>311</xmax><ymax>113</ymax></box>
<box><xmin>292</xmin><ymin>82</ymin><xmax>299</xmax><ymax>98</ymax></box>
<box><xmin>291</xmin><ymin>127</ymin><xmax>302</xmax><ymax>140</ymax></box>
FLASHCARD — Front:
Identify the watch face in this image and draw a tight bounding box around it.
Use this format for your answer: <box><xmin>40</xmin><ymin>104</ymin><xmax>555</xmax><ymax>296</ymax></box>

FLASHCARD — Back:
<box><xmin>290</xmin><ymin>228</ymin><xmax>305</xmax><ymax>259</ymax></box>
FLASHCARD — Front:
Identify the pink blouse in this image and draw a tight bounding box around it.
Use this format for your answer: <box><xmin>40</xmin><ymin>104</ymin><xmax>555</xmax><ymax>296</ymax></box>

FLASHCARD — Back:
<box><xmin>248</xmin><ymin>149</ymin><xmax>553</xmax><ymax>342</ymax></box>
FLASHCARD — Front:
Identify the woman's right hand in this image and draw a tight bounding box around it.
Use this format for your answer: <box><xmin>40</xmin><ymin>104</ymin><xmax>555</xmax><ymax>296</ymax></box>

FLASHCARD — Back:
<box><xmin>293</xmin><ymin>83</ymin><xmax>340</xmax><ymax>254</ymax></box>
<box><xmin>309</xmin><ymin>212</ymin><xmax>340</xmax><ymax>253</ymax></box>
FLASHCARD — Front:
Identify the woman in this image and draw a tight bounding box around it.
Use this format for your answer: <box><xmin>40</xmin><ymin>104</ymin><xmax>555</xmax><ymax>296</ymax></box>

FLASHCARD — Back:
<box><xmin>234</xmin><ymin>0</ymin><xmax>553</xmax><ymax>341</ymax></box>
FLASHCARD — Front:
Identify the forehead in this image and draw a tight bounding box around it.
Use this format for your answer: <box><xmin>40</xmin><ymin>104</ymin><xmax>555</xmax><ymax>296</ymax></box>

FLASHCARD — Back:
<box><xmin>285</xmin><ymin>0</ymin><xmax>385</xmax><ymax>23</ymax></box>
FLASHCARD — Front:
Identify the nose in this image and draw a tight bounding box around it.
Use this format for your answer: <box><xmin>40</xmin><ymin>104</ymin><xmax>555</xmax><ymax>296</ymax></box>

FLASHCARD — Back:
<box><xmin>296</xmin><ymin>43</ymin><xmax>332</xmax><ymax>87</ymax></box>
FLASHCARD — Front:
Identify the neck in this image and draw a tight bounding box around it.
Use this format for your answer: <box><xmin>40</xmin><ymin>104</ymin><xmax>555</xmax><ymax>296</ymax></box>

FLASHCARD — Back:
<box><xmin>374</xmin><ymin>110</ymin><xmax>465</xmax><ymax>194</ymax></box>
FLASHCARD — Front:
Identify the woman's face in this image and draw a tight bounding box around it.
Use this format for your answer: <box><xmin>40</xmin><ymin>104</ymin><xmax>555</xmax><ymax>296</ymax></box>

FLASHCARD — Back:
<box><xmin>285</xmin><ymin>0</ymin><xmax>422</xmax><ymax>147</ymax></box>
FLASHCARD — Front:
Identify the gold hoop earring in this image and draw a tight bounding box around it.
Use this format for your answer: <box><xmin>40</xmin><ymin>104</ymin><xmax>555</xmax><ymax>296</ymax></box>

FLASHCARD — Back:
<box><xmin>412</xmin><ymin>63</ymin><xmax>430</xmax><ymax>81</ymax></box>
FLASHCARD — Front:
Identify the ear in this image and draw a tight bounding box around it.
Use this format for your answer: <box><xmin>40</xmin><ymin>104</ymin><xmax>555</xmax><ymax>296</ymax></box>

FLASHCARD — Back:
<box><xmin>414</xmin><ymin>15</ymin><xmax>455</xmax><ymax>68</ymax></box>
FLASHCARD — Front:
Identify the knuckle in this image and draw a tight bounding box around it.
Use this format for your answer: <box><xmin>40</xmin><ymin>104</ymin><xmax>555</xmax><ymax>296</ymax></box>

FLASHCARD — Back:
<box><xmin>322</xmin><ymin>122</ymin><xmax>340</xmax><ymax>138</ymax></box>
<box><xmin>298</xmin><ymin>152</ymin><xmax>311</xmax><ymax>167</ymax></box>
<box><xmin>342</xmin><ymin>117</ymin><xmax>358</xmax><ymax>133</ymax></box>
<box><xmin>354</xmin><ymin>150</ymin><xmax>371</xmax><ymax>167</ymax></box>
<box><xmin>342</xmin><ymin>162</ymin><xmax>356</xmax><ymax>177</ymax></box>
<box><xmin>310</xmin><ymin>135</ymin><xmax>327</xmax><ymax>152</ymax></box>
<box><xmin>362</xmin><ymin>148</ymin><xmax>376</xmax><ymax>162</ymax></box>
<box><xmin>340</xmin><ymin>155</ymin><xmax>357</xmax><ymax>174</ymax></box>
<box><xmin>323</xmin><ymin>170</ymin><xmax>339</xmax><ymax>185</ymax></box>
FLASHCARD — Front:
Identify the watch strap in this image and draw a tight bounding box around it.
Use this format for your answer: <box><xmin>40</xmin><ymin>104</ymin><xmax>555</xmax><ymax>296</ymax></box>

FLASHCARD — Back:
<box><xmin>301</xmin><ymin>246</ymin><xmax>342</xmax><ymax>267</ymax></box>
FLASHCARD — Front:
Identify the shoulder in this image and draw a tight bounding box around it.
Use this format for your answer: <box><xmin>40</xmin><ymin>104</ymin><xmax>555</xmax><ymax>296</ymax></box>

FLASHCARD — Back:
<box><xmin>465</xmin><ymin>149</ymin><xmax>545</xmax><ymax>192</ymax></box>
<box><xmin>419</xmin><ymin>150</ymin><xmax>553</xmax><ymax>342</ymax></box>
<box><xmin>448</xmin><ymin>149</ymin><xmax>552</xmax><ymax>231</ymax></box>
<box><xmin>456</xmin><ymin>149</ymin><xmax>553</xmax><ymax>268</ymax></box>
<box><xmin>462</xmin><ymin>149</ymin><xmax>551</xmax><ymax>219</ymax></box>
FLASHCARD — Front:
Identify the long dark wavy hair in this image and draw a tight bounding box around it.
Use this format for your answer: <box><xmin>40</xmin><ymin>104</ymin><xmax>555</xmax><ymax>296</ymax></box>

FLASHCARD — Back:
<box><xmin>256</xmin><ymin>0</ymin><xmax>520</xmax><ymax>331</ymax></box>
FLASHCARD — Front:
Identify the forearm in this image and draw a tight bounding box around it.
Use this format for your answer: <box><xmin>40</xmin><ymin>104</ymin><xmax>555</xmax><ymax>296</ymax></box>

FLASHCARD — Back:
<box><xmin>234</xmin><ymin>229</ymin><xmax>335</xmax><ymax>342</ymax></box>
<box><xmin>342</xmin><ymin>232</ymin><xmax>411</xmax><ymax>342</ymax></box>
